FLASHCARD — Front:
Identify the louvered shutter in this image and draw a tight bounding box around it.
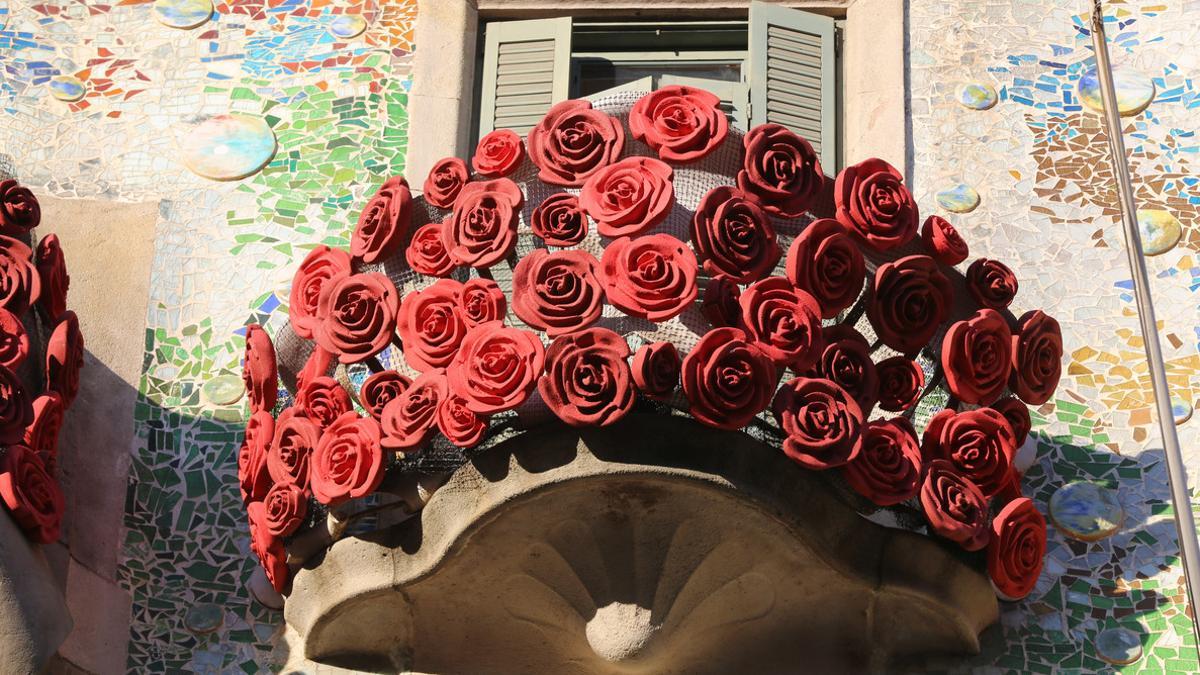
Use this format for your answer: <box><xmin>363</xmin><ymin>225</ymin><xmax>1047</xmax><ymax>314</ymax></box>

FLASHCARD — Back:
<box><xmin>747</xmin><ymin>2</ymin><xmax>837</xmax><ymax>170</ymax></box>
<box><xmin>479</xmin><ymin>17</ymin><xmax>572</xmax><ymax>137</ymax></box>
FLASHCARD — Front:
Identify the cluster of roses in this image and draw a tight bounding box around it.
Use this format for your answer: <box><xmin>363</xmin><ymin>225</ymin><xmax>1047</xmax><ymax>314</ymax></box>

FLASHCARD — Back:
<box><xmin>239</xmin><ymin>86</ymin><xmax>1062</xmax><ymax>600</ymax></box>
<box><xmin>0</xmin><ymin>180</ymin><xmax>82</xmax><ymax>545</ymax></box>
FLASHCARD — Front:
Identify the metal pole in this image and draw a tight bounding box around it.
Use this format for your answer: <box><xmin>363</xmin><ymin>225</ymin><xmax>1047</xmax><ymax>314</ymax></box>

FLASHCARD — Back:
<box><xmin>1090</xmin><ymin>0</ymin><xmax>1200</xmax><ymax>656</ymax></box>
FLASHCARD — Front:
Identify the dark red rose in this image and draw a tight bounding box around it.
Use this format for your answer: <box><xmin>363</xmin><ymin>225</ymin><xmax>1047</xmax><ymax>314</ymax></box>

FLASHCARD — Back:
<box><xmin>738</xmin><ymin>123</ymin><xmax>823</xmax><ymax>217</ymax></box>
<box><xmin>315</xmin><ymin>272</ymin><xmax>400</xmax><ymax>365</ymax></box>
<box><xmin>406</xmin><ymin>221</ymin><xmax>456</xmax><ymax>278</ymax></box>
<box><xmin>447</xmin><ymin>322</ymin><xmax>544</xmax><ymax>414</ymax></box>
<box><xmin>987</xmin><ymin>497</ymin><xmax>1047</xmax><ymax>600</ymax></box>
<box><xmin>242</xmin><ymin>323</ymin><xmax>277</xmax><ymax>414</ymax></box>
<box><xmin>631</xmin><ymin>341</ymin><xmax>681</xmax><ymax>399</ymax></box>
<box><xmin>921</xmin><ymin>215</ymin><xmax>968</xmax><ymax>266</ymax></box>
<box><xmin>786</xmin><ymin>218</ymin><xmax>865</xmax><ymax>319</ymax></box>
<box><xmin>262</xmin><ymin>481</ymin><xmax>307</xmax><ymax>538</ymax></box>
<box><xmin>966</xmin><ymin>258</ymin><xmax>1018</xmax><ymax>310</ymax></box>
<box><xmin>45</xmin><ymin>310</ymin><xmax>83</xmax><ymax>408</ymax></box>
<box><xmin>814</xmin><ymin>325</ymin><xmax>878</xmax><ymax>414</ymax></box>
<box><xmin>297</xmin><ymin>375</ymin><xmax>352</xmax><ymax>430</ymax></box>
<box><xmin>682</xmin><ymin>327</ymin><xmax>776</xmax><ymax>430</ymax></box>
<box><xmin>359</xmin><ymin>370</ymin><xmax>412</xmax><ymax>421</ymax></box>
<box><xmin>1010</xmin><ymin>310</ymin><xmax>1062</xmax><ymax>405</ymax></box>
<box><xmin>0</xmin><ymin>445</ymin><xmax>63</xmax><ymax>543</ymax></box>
<box><xmin>992</xmin><ymin>396</ymin><xmax>1032</xmax><ymax>446</ymax></box>
<box><xmin>629</xmin><ymin>85</ymin><xmax>728</xmax><ymax>162</ymax></box>
<box><xmin>942</xmin><ymin>309</ymin><xmax>1013</xmax><ymax>406</ymax></box>
<box><xmin>867</xmin><ymin>255</ymin><xmax>953</xmax><ymax>356</ymax></box>
<box><xmin>25</xmin><ymin>393</ymin><xmax>63</xmax><ymax>474</ymax></box>
<box><xmin>311</xmin><ymin>411</ymin><xmax>383</xmax><ymax>506</ymax></box>
<box><xmin>580</xmin><ymin>157</ymin><xmax>675</xmax><ymax>238</ymax></box>
<box><xmin>296</xmin><ymin>346</ymin><xmax>333</xmax><ymax>394</ymax></box>
<box><xmin>238</xmin><ymin>410</ymin><xmax>274</xmax><ymax>505</ymax></box>
<box><xmin>0</xmin><ymin>365</ymin><xmax>31</xmax><ymax>446</ymax></box>
<box><xmin>527</xmin><ymin>99</ymin><xmax>625</xmax><ymax>187</ymax></box>
<box><xmin>772</xmin><ymin>376</ymin><xmax>863</xmax><ymax>470</ymax></box>
<box><xmin>876</xmin><ymin>356</ymin><xmax>924</xmax><ymax>412</ymax></box>
<box><xmin>268</xmin><ymin>407</ymin><xmax>318</xmax><ymax>494</ymax></box>
<box><xmin>0</xmin><ymin>308</ymin><xmax>28</xmax><ymax>370</ymax></box>
<box><xmin>701</xmin><ymin>277</ymin><xmax>740</xmax><ymax>328</ymax></box>
<box><xmin>834</xmin><ymin>158</ymin><xmax>918</xmax><ymax>251</ymax></box>
<box><xmin>0</xmin><ymin>236</ymin><xmax>40</xmax><ymax>315</ymax></box>
<box><xmin>460</xmin><ymin>277</ymin><xmax>506</xmax><ymax>327</ymax></box>
<box><xmin>738</xmin><ymin>276</ymin><xmax>823</xmax><ymax>370</ymax></box>
<box><xmin>248</xmin><ymin>501</ymin><xmax>290</xmax><ymax>593</ymax></box>
<box><xmin>381</xmin><ymin>369</ymin><xmax>448</xmax><ymax>451</ymax></box>
<box><xmin>531</xmin><ymin>193</ymin><xmax>588</xmax><ymax>247</ymax></box>
<box><xmin>289</xmin><ymin>245</ymin><xmax>352</xmax><ymax>340</ymax></box>
<box><xmin>443</xmin><ymin>177</ymin><xmax>524</xmax><ymax>268</ymax></box>
<box><xmin>921</xmin><ymin>459</ymin><xmax>990</xmax><ymax>551</ymax></box>
<box><xmin>0</xmin><ymin>180</ymin><xmax>40</xmax><ymax>236</ymax></box>
<box><xmin>397</xmin><ymin>279</ymin><xmax>467</xmax><ymax>372</ymax></box>
<box><xmin>436</xmin><ymin>394</ymin><xmax>488</xmax><ymax>448</ymax></box>
<box><xmin>600</xmin><ymin>234</ymin><xmax>697</xmax><ymax>322</ymax></box>
<box><xmin>842</xmin><ymin>417</ymin><xmax>923</xmax><ymax>506</ymax></box>
<box><xmin>423</xmin><ymin>157</ymin><xmax>469</xmax><ymax>209</ymax></box>
<box><xmin>351</xmin><ymin>175</ymin><xmax>412</xmax><ymax>264</ymax></box>
<box><xmin>472</xmin><ymin>129</ymin><xmax>525</xmax><ymax>177</ymax></box>
<box><xmin>513</xmin><ymin>249</ymin><xmax>604</xmax><ymax>336</ymax></box>
<box><xmin>922</xmin><ymin>407</ymin><xmax>1016</xmax><ymax>498</ymax></box>
<box><xmin>691</xmin><ymin>186</ymin><xmax>780</xmax><ymax>284</ymax></box>
<box><xmin>539</xmin><ymin>328</ymin><xmax>634</xmax><ymax>427</ymax></box>
<box><xmin>35</xmin><ymin>234</ymin><xmax>69</xmax><ymax>323</ymax></box>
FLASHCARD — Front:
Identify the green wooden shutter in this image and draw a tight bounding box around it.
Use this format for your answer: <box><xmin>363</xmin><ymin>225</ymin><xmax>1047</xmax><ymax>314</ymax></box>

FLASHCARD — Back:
<box><xmin>747</xmin><ymin>2</ymin><xmax>837</xmax><ymax>170</ymax></box>
<box><xmin>479</xmin><ymin>17</ymin><xmax>572</xmax><ymax>137</ymax></box>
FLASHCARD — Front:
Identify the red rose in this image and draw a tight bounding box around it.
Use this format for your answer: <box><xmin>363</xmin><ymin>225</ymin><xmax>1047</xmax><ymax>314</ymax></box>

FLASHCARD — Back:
<box><xmin>0</xmin><ymin>180</ymin><xmax>40</xmax><ymax>235</ymax></box>
<box><xmin>268</xmin><ymin>408</ymin><xmax>318</xmax><ymax>494</ymax></box>
<box><xmin>460</xmin><ymin>278</ymin><xmax>506</xmax><ymax>327</ymax></box>
<box><xmin>311</xmin><ymin>411</ymin><xmax>384</xmax><ymax>506</ymax></box>
<box><xmin>580</xmin><ymin>157</ymin><xmax>675</xmax><ymax>238</ymax></box>
<box><xmin>942</xmin><ymin>309</ymin><xmax>1013</xmax><ymax>406</ymax></box>
<box><xmin>238</xmin><ymin>410</ymin><xmax>274</xmax><ymax>505</ymax></box>
<box><xmin>0</xmin><ymin>308</ymin><xmax>28</xmax><ymax>370</ymax></box>
<box><xmin>701</xmin><ymin>277</ymin><xmax>740</xmax><ymax>328</ymax></box>
<box><xmin>359</xmin><ymin>370</ymin><xmax>412</xmax><ymax>421</ymax></box>
<box><xmin>600</xmin><ymin>234</ymin><xmax>696</xmax><ymax>322</ymax></box>
<box><xmin>296</xmin><ymin>346</ymin><xmax>333</xmax><ymax>394</ymax></box>
<box><xmin>539</xmin><ymin>328</ymin><xmax>635</xmax><ymax>427</ymax></box>
<box><xmin>921</xmin><ymin>215</ymin><xmax>968</xmax><ymax>266</ymax></box>
<box><xmin>397</xmin><ymin>279</ymin><xmax>468</xmax><ymax>372</ymax></box>
<box><xmin>813</xmin><ymin>325</ymin><xmax>878</xmax><ymax>414</ymax></box>
<box><xmin>351</xmin><ymin>175</ymin><xmax>412</xmax><ymax>264</ymax></box>
<box><xmin>0</xmin><ymin>365</ymin><xmax>31</xmax><ymax>445</ymax></box>
<box><xmin>531</xmin><ymin>193</ymin><xmax>588</xmax><ymax>247</ymax></box>
<box><xmin>25</xmin><ymin>393</ymin><xmax>63</xmax><ymax>474</ymax></box>
<box><xmin>423</xmin><ymin>157</ymin><xmax>469</xmax><ymax>209</ymax></box>
<box><xmin>472</xmin><ymin>128</ymin><xmax>525</xmax><ymax>177</ymax></box>
<box><xmin>381</xmin><ymin>369</ymin><xmax>448</xmax><ymax>451</ymax></box>
<box><xmin>0</xmin><ymin>236</ymin><xmax>40</xmax><ymax>315</ymax></box>
<box><xmin>513</xmin><ymin>249</ymin><xmax>604</xmax><ymax>337</ymax></box>
<box><xmin>691</xmin><ymin>186</ymin><xmax>780</xmax><ymax>283</ymax></box>
<box><xmin>242</xmin><ymin>324</ymin><xmax>277</xmax><ymax>414</ymax></box>
<box><xmin>772</xmin><ymin>376</ymin><xmax>863</xmax><ymax>470</ymax></box>
<box><xmin>248</xmin><ymin>501</ymin><xmax>289</xmax><ymax>593</ymax></box>
<box><xmin>785</xmin><ymin>218</ymin><xmax>865</xmax><ymax>319</ymax></box>
<box><xmin>921</xmin><ymin>459</ymin><xmax>990</xmax><ymax>551</ymax></box>
<box><xmin>443</xmin><ymin>177</ymin><xmax>524</xmax><ymax>268</ymax></box>
<box><xmin>842</xmin><ymin>418</ymin><xmax>923</xmax><ymax>506</ymax></box>
<box><xmin>921</xmin><ymin>407</ymin><xmax>1016</xmax><ymax>498</ymax></box>
<box><xmin>738</xmin><ymin>123</ymin><xmax>823</xmax><ymax>217</ymax></box>
<box><xmin>1010</xmin><ymin>310</ymin><xmax>1062</xmax><ymax>405</ymax></box>
<box><xmin>738</xmin><ymin>276</ymin><xmax>823</xmax><ymax>370</ymax></box>
<box><xmin>992</xmin><ymin>397</ymin><xmax>1032</xmax><ymax>446</ymax></box>
<box><xmin>0</xmin><ymin>445</ymin><xmax>63</xmax><ymax>543</ymax></box>
<box><xmin>436</xmin><ymin>394</ymin><xmax>488</xmax><ymax>448</ymax></box>
<box><xmin>289</xmin><ymin>246</ymin><xmax>352</xmax><ymax>340</ymax></box>
<box><xmin>867</xmin><ymin>255</ymin><xmax>953</xmax><ymax>355</ymax></box>
<box><xmin>406</xmin><ymin>222</ymin><xmax>456</xmax><ymax>277</ymax></box>
<box><xmin>987</xmin><ymin>497</ymin><xmax>1047</xmax><ymax>600</ymax></box>
<box><xmin>876</xmin><ymin>356</ymin><xmax>924</xmax><ymax>412</ymax></box>
<box><xmin>966</xmin><ymin>258</ymin><xmax>1018</xmax><ymax>310</ymax></box>
<box><xmin>447</xmin><ymin>321</ymin><xmax>544</xmax><ymax>414</ymax></box>
<box><xmin>629</xmin><ymin>85</ymin><xmax>729</xmax><ymax>162</ymax></box>
<box><xmin>297</xmin><ymin>375</ymin><xmax>352</xmax><ymax>430</ymax></box>
<box><xmin>527</xmin><ymin>99</ymin><xmax>625</xmax><ymax>187</ymax></box>
<box><xmin>631</xmin><ymin>341</ymin><xmax>681</xmax><ymax>400</ymax></box>
<box><xmin>35</xmin><ymin>234</ymin><xmax>69</xmax><ymax>323</ymax></box>
<box><xmin>262</xmin><ymin>481</ymin><xmax>307</xmax><ymax>538</ymax></box>
<box><xmin>682</xmin><ymin>327</ymin><xmax>776</xmax><ymax>430</ymax></box>
<box><xmin>45</xmin><ymin>310</ymin><xmax>83</xmax><ymax>408</ymax></box>
<box><xmin>834</xmin><ymin>158</ymin><xmax>918</xmax><ymax>251</ymax></box>
<box><xmin>315</xmin><ymin>272</ymin><xmax>400</xmax><ymax>364</ymax></box>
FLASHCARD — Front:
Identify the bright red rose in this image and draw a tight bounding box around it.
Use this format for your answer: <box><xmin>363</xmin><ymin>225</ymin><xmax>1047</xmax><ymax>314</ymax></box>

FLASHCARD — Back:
<box><xmin>580</xmin><ymin>157</ymin><xmax>675</xmax><ymax>238</ymax></box>
<box><xmin>540</xmin><ymin>328</ymin><xmax>635</xmax><ymax>427</ymax></box>
<box><xmin>701</xmin><ymin>277</ymin><xmax>740</xmax><ymax>328</ymax></box>
<box><xmin>0</xmin><ymin>445</ymin><xmax>63</xmax><ymax>543</ymax></box>
<box><xmin>397</xmin><ymin>279</ymin><xmax>468</xmax><ymax>372</ymax></box>
<box><xmin>600</xmin><ymin>234</ymin><xmax>697</xmax><ymax>322</ymax></box>
<box><xmin>242</xmin><ymin>324</ymin><xmax>277</xmax><ymax>414</ymax></box>
<box><xmin>691</xmin><ymin>186</ymin><xmax>780</xmax><ymax>284</ymax></box>
<box><xmin>814</xmin><ymin>325</ymin><xmax>878</xmax><ymax>414</ymax></box>
<box><xmin>262</xmin><ymin>481</ymin><xmax>307</xmax><ymax>538</ymax></box>
<box><xmin>987</xmin><ymin>497</ymin><xmax>1047</xmax><ymax>600</ymax></box>
<box><xmin>297</xmin><ymin>375</ymin><xmax>352</xmax><ymax>430</ymax></box>
<box><xmin>527</xmin><ymin>99</ymin><xmax>625</xmax><ymax>187</ymax></box>
<box><xmin>296</xmin><ymin>346</ymin><xmax>333</xmax><ymax>394</ymax></box>
<box><xmin>0</xmin><ymin>180</ymin><xmax>40</xmax><ymax>235</ymax></box>
<box><xmin>772</xmin><ymin>376</ymin><xmax>864</xmax><ymax>470</ymax></box>
<box><xmin>0</xmin><ymin>365</ymin><xmax>31</xmax><ymax>446</ymax></box>
<box><xmin>35</xmin><ymin>234</ymin><xmax>69</xmax><ymax>323</ymax></box>
<box><xmin>248</xmin><ymin>501</ymin><xmax>289</xmax><ymax>593</ymax></box>
<box><xmin>921</xmin><ymin>407</ymin><xmax>1016</xmax><ymax>498</ymax></box>
<box><xmin>629</xmin><ymin>85</ymin><xmax>728</xmax><ymax>162</ymax></box>
<box><xmin>876</xmin><ymin>356</ymin><xmax>924</xmax><ymax>412</ymax></box>
<box><xmin>406</xmin><ymin>222</ymin><xmax>456</xmax><ymax>277</ymax></box>
<box><xmin>311</xmin><ymin>411</ymin><xmax>384</xmax><ymax>506</ymax></box>
<box><xmin>45</xmin><ymin>310</ymin><xmax>83</xmax><ymax>408</ymax></box>
<box><xmin>992</xmin><ymin>396</ymin><xmax>1032</xmax><ymax>446</ymax></box>
<box><xmin>966</xmin><ymin>258</ymin><xmax>1018</xmax><ymax>310</ymax></box>
<box><xmin>921</xmin><ymin>215</ymin><xmax>969</xmax><ymax>266</ymax></box>
<box><xmin>785</xmin><ymin>218</ymin><xmax>865</xmax><ymax>319</ymax></box>
<box><xmin>682</xmin><ymin>327</ymin><xmax>776</xmax><ymax>430</ymax></box>
<box><xmin>513</xmin><ymin>249</ymin><xmax>604</xmax><ymax>337</ymax></box>
<box><xmin>834</xmin><ymin>157</ymin><xmax>918</xmax><ymax>251</ymax></box>
<box><xmin>0</xmin><ymin>236</ymin><xmax>40</xmax><ymax>315</ymax></box>
<box><xmin>472</xmin><ymin>129</ymin><xmax>525</xmax><ymax>177</ymax></box>
<box><xmin>443</xmin><ymin>177</ymin><xmax>524</xmax><ymax>268</ymax></box>
<box><xmin>460</xmin><ymin>278</ymin><xmax>506</xmax><ymax>327</ymax></box>
<box><xmin>738</xmin><ymin>276</ymin><xmax>823</xmax><ymax>370</ymax></box>
<box><xmin>942</xmin><ymin>309</ymin><xmax>1013</xmax><ymax>406</ymax></box>
<box><xmin>381</xmin><ymin>369</ymin><xmax>448</xmax><ymax>450</ymax></box>
<box><xmin>530</xmin><ymin>193</ymin><xmax>588</xmax><ymax>247</ymax></box>
<box><xmin>447</xmin><ymin>321</ymin><xmax>544</xmax><ymax>414</ymax></box>
<box><xmin>24</xmin><ymin>393</ymin><xmax>63</xmax><ymax>474</ymax></box>
<box><xmin>631</xmin><ymin>341</ymin><xmax>681</xmax><ymax>400</ymax></box>
<box><xmin>238</xmin><ymin>410</ymin><xmax>274</xmax><ymax>505</ymax></box>
<box><xmin>315</xmin><ymin>272</ymin><xmax>400</xmax><ymax>364</ymax></box>
<box><xmin>842</xmin><ymin>418</ymin><xmax>923</xmax><ymax>506</ymax></box>
<box><xmin>1010</xmin><ymin>310</ymin><xmax>1062</xmax><ymax>405</ymax></box>
<box><xmin>920</xmin><ymin>459</ymin><xmax>990</xmax><ymax>551</ymax></box>
<box><xmin>866</xmin><ymin>255</ymin><xmax>953</xmax><ymax>356</ymax></box>
<box><xmin>289</xmin><ymin>245</ymin><xmax>352</xmax><ymax>340</ymax></box>
<box><xmin>423</xmin><ymin>157</ymin><xmax>469</xmax><ymax>209</ymax></box>
<box><xmin>268</xmin><ymin>408</ymin><xmax>318</xmax><ymax>494</ymax></box>
<box><xmin>359</xmin><ymin>370</ymin><xmax>412</xmax><ymax>421</ymax></box>
<box><xmin>0</xmin><ymin>308</ymin><xmax>28</xmax><ymax>370</ymax></box>
<box><xmin>436</xmin><ymin>394</ymin><xmax>488</xmax><ymax>448</ymax></box>
<box><xmin>351</xmin><ymin>175</ymin><xmax>412</xmax><ymax>264</ymax></box>
<box><xmin>738</xmin><ymin>123</ymin><xmax>823</xmax><ymax>217</ymax></box>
